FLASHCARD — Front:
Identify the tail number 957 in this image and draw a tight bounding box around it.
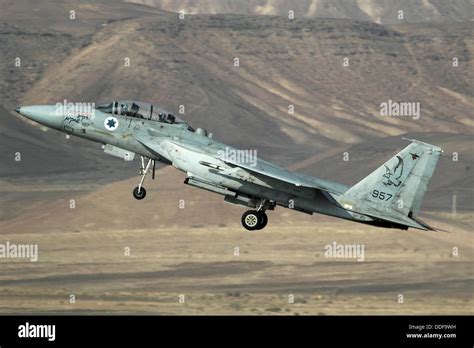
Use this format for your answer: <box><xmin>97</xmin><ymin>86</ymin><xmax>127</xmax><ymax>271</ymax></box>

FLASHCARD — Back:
<box><xmin>372</xmin><ymin>190</ymin><xmax>393</xmax><ymax>201</ymax></box>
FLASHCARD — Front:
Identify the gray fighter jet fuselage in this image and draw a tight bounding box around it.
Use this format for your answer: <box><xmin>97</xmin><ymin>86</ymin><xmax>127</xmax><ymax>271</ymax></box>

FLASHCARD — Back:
<box><xmin>15</xmin><ymin>100</ymin><xmax>443</xmax><ymax>231</ymax></box>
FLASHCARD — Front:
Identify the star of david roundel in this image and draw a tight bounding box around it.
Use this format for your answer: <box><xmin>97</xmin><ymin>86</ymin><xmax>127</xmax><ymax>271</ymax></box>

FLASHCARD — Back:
<box><xmin>104</xmin><ymin>116</ymin><xmax>119</xmax><ymax>131</ymax></box>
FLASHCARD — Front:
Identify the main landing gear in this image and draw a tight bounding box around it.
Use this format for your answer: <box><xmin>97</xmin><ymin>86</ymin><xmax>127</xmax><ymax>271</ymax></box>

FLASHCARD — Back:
<box><xmin>241</xmin><ymin>199</ymin><xmax>271</xmax><ymax>231</ymax></box>
<box><xmin>133</xmin><ymin>156</ymin><xmax>155</xmax><ymax>200</ymax></box>
<box><xmin>241</xmin><ymin>210</ymin><xmax>268</xmax><ymax>231</ymax></box>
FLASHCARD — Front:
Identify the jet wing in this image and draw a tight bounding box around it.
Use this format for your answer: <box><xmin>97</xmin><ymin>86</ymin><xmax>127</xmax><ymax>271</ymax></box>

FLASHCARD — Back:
<box><xmin>137</xmin><ymin>132</ymin><xmax>348</xmax><ymax>195</ymax></box>
<box><xmin>216</xmin><ymin>154</ymin><xmax>348</xmax><ymax>195</ymax></box>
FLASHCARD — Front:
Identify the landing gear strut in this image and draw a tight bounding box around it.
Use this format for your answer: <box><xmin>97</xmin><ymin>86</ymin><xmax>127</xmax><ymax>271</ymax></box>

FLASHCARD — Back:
<box><xmin>133</xmin><ymin>156</ymin><xmax>155</xmax><ymax>200</ymax></box>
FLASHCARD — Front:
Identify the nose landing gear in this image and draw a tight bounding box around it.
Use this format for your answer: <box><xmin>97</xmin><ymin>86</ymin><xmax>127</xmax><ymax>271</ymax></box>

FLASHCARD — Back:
<box><xmin>133</xmin><ymin>186</ymin><xmax>147</xmax><ymax>200</ymax></box>
<box><xmin>133</xmin><ymin>156</ymin><xmax>155</xmax><ymax>200</ymax></box>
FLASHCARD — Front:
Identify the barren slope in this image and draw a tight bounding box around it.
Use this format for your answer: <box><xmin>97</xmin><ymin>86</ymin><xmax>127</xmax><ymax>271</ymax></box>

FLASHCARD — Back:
<box><xmin>10</xmin><ymin>13</ymin><xmax>474</xmax><ymax>155</ymax></box>
<box><xmin>129</xmin><ymin>0</ymin><xmax>474</xmax><ymax>24</ymax></box>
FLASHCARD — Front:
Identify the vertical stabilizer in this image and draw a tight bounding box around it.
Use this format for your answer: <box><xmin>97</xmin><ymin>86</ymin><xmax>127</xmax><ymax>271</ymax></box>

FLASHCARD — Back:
<box><xmin>345</xmin><ymin>139</ymin><xmax>442</xmax><ymax>217</ymax></box>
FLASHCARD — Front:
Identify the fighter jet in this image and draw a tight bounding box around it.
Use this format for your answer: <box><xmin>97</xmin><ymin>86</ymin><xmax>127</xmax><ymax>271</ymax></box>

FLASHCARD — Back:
<box><xmin>15</xmin><ymin>101</ymin><xmax>443</xmax><ymax>231</ymax></box>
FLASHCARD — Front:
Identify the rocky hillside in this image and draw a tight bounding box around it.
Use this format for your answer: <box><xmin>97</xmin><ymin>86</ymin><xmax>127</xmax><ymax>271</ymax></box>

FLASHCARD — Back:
<box><xmin>129</xmin><ymin>0</ymin><xmax>474</xmax><ymax>24</ymax></box>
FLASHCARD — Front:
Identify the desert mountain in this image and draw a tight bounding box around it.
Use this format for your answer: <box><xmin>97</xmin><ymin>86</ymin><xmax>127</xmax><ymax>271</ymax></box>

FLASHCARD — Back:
<box><xmin>2</xmin><ymin>3</ymin><xmax>472</xmax><ymax>151</ymax></box>
<box><xmin>128</xmin><ymin>0</ymin><xmax>474</xmax><ymax>24</ymax></box>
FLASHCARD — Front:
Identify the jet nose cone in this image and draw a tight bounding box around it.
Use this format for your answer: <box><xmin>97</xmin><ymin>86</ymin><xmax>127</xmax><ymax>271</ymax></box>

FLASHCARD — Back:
<box><xmin>16</xmin><ymin>105</ymin><xmax>64</xmax><ymax>130</ymax></box>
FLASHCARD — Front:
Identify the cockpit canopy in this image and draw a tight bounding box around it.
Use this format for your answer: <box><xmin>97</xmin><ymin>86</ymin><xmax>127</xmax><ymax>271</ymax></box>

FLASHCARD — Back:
<box><xmin>96</xmin><ymin>100</ymin><xmax>186</xmax><ymax>125</ymax></box>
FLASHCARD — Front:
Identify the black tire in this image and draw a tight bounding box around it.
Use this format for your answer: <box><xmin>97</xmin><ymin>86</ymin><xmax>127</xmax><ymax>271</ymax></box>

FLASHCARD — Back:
<box><xmin>133</xmin><ymin>186</ymin><xmax>147</xmax><ymax>200</ymax></box>
<box><xmin>241</xmin><ymin>210</ymin><xmax>261</xmax><ymax>231</ymax></box>
<box><xmin>257</xmin><ymin>211</ymin><xmax>268</xmax><ymax>230</ymax></box>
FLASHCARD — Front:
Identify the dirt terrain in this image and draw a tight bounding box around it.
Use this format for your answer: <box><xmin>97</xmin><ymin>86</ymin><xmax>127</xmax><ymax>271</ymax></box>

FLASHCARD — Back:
<box><xmin>1</xmin><ymin>222</ymin><xmax>471</xmax><ymax>315</ymax></box>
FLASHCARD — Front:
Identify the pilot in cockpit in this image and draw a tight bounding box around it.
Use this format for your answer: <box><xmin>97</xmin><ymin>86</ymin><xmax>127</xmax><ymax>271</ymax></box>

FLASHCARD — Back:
<box><xmin>167</xmin><ymin>114</ymin><xmax>175</xmax><ymax>124</ymax></box>
<box><xmin>130</xmin><ymin>103</ymin><xmax>140</xmax><ymax>118</ymax></box>
<box><xmin>120</xmin><ymin>102</ymin><xmax>128</xmax><ymax>114</ymax></box>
